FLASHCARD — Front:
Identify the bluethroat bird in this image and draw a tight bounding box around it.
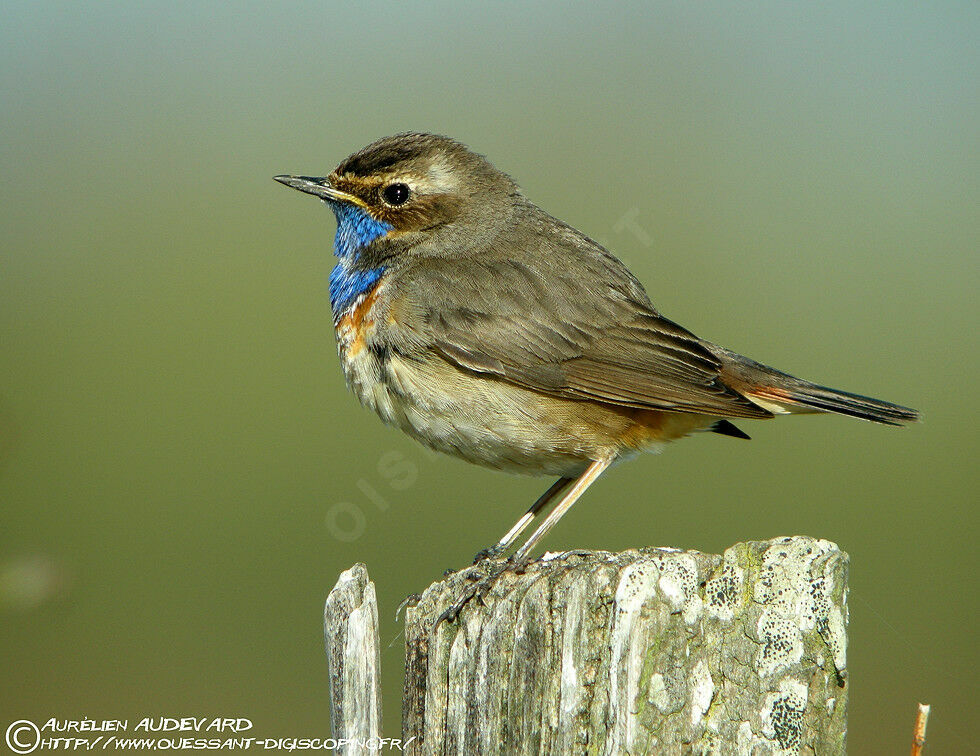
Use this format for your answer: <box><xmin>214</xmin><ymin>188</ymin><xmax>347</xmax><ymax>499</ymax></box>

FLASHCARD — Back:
<box><xmin>274</xmin><ymin>133</ymin><xmax>917</xmax><ymax>601</ymax></box>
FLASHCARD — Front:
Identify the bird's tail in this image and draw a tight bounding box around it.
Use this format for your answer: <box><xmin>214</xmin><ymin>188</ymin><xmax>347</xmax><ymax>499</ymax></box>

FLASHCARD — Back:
<box><xmin>744</xmin><ymin>382</ymin><xmax>919</xmax><ymax>426</ymax></box>
<box><xmin>714</xmin><ymin>347</ymin><xmax>919</xmax><ymax>426</ymax></box>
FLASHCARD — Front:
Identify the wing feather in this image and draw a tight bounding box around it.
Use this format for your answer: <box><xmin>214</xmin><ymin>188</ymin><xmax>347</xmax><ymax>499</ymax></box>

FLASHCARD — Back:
<box><xmin>388</xmin><ymin>206</ymin><xmax>773</xmax><ymax>420</ymax></box>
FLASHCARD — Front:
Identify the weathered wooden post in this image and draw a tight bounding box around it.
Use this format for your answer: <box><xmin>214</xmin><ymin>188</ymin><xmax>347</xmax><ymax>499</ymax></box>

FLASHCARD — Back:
<box><xmin>323</xmin><ymin>564</ymin><xmax>382</xmax><ymax>752</ymax></box>
<box><xmin>325</xmin><ymin>536</ymin><xmax>848</xmax><ymax>755</ymax></box>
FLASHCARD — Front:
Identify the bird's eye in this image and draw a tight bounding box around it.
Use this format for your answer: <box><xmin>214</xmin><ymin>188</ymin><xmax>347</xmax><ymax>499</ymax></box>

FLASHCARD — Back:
<box><xmin>382</xmin><ymin>183</ymin><xmax>410</xmax><ymax>206</ymax></box>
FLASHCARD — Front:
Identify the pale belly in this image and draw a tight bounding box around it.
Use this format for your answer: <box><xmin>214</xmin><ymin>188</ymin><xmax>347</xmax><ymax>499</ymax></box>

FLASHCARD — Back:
<box><xmin>335</xmin><ymin>306</ymin><xmax>714</xmax><ymax>477</ymax></box>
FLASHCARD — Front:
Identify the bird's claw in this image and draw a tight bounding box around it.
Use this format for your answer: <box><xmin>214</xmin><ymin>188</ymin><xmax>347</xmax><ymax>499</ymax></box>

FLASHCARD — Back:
<box><xmin>436</xmin><ymin>583</ymin><xmax>479</xmax><ymax>625</ymax></box>
<box><xmin>395</xmin><ymin>592</ymin><xmax>422</xmax><ymax>622</ymax></box>
<box><xmin>436</xmin><ymin>560</ymin><xmax>514</xmax><ymax>626</ymax></box>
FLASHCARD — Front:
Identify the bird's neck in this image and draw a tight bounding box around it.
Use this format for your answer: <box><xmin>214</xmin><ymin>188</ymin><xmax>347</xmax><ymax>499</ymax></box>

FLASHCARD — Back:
<box><xmin>329</xmin><ymin>203</ymin><xmax>391</xmax><ymax>318</ymax></box>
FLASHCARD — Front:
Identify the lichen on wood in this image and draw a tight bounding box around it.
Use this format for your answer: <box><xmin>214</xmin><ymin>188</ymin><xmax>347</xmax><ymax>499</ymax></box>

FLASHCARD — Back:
<box><xmin>399</xmin><ymin>537</ymin><xmax>848</xmax><ymax>755</ymax></box>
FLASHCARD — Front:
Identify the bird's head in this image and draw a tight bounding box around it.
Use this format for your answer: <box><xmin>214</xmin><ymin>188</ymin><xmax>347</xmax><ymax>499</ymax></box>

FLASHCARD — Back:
<box><xmin>275</xmin><ymin>133</ymin><xmax>517</xmax><ymax>263</ymax></box>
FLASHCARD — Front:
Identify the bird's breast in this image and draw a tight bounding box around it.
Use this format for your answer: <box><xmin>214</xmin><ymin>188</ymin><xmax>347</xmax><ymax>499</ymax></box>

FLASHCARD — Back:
<box><xmin>333</xmin><ymin>281</ymin><xmax>718</xmax><ymax>476</ymax></box>
<box><xmin>334</xmin><ymin>280</ymin><xmax>386</xmax><ymax>397</ymax></box>
<box><xmin>333</xmin><ymin>280</ymin><xmax>421</xmax><ymax>437</ymax></box>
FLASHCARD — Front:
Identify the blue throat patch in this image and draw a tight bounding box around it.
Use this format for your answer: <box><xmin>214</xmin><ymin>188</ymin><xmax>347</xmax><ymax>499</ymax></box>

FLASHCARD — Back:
<box><xmin>328</xmin><ymin>202</ymin><xmax>391</xmax><ymax>316</ymax></box>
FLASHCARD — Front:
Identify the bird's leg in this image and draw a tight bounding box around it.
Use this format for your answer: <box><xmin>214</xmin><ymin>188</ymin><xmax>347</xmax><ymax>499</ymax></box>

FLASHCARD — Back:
<box><xmin>439</xmin><ymin>458</ymin><xmax>612</xmax><ymax>625</ymax></box>
<box><xmin>509</xmin><ymin>457</ymin><xmax>612</xmax><ymax>568</ymax></box>
<box><xmin>471</xmin><ymin>476</ymin><xmax>575</xmax><ymax>563</ymax></box>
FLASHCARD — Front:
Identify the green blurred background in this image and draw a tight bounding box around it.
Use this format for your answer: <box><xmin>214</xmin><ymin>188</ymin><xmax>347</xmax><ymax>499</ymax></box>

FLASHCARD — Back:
<box><xmin>1</xmin><ymin>2</ymin><xmax>976</xmax><ymax>752</ymax></box>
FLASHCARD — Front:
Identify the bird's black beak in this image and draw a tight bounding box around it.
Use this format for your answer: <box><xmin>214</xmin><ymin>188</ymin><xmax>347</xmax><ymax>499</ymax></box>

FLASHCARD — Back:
<box><xmin>273</xmin><ymin>175</ymin><xmax>364</xmax><ymax>207</ymax></box>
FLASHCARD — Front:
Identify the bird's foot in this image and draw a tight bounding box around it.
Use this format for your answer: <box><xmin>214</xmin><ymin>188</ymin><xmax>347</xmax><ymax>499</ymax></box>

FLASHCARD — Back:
<box><xmin>436</xmin><ymin>557</ymin><xmax>527</xmax><ymax>626</ymax></box>
<box><xmin>395</xmin><ymin>592</ymin><xmax>422</xmax><ymax>622</ymax></box>
<box><xmin>471</xmin><ymin>543</ymin><xmax>505</xmax><ymax>564</ymax></box>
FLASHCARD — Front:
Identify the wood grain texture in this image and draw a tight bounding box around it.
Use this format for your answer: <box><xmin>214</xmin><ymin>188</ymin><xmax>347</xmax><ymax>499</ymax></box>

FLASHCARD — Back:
<box><xmin>324</xmin><ymin>563</ymin><xmax>382</xmax><ymax>754</ymax></box>
<box><xmin>401</xmin><ymin>537</ymin><xmax>848</xmax><ymax>755</ymax></box>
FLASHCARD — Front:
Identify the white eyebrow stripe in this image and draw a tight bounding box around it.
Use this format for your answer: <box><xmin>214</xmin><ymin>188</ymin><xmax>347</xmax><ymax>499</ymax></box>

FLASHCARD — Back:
<box><xmin>423</xmin><ymin>159</ymin><xmax>456</xmax><ymax>190</ymax></box>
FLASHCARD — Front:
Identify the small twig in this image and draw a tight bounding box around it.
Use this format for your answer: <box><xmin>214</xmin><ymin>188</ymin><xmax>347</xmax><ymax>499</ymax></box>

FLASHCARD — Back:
<box><xmin>910</xmin><ymin>702</ymin><xmax>930</xmax><ymax>756</ymax></box>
